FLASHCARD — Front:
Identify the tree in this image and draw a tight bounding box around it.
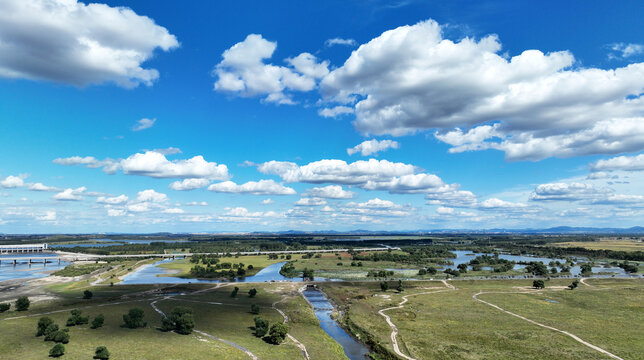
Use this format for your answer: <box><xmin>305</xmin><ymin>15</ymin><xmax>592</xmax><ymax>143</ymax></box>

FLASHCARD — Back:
<box><xmin>250</xmin><ymin>304</ymin><xmax>260</xmax><ymax>315</ymax></box>
<box><xmin>525</xmin><ymin>262</ymin><xmax>548</xmax><ymax>276</ymax></box>
<box><xmin>49</xmin><ymin>343</ymin><xmax>65</xmax><ymax>358</ymax></box>
<box><xmin>380</xmin><ymin>281</ymin><xmax>389</xmax><ymax>292</ymax></box>
<box><xmin>457</xmin><ymin>263</ymin><xmax>468</xmax><ymax>273</ymax></box>
<box><xmin>418</xmin><ymin>268</ymin><xmax>427</xmax><ymax>276</ymax></box>
<box><xmin>253</xmin><ymin>316</ymin><xmax>269</xmax><ymax>337</ymax></box>
<box><xmin>83</xmin><ymin>290</ymin><xmax>93</xmax><ymax>299</ymax></box>
<box><xmin>66</xmin><ymin>309</ymin><xmax>89</xmax><ymax>326</ymax></box>
<box><xmin>397</xmin><ymin>280</ymin><xmax>404</xmax><ymax>292</ymax></box>
<box><xmin>15</xmin><ymin>296</ymin><xmax>30</xmax><ymax>311</ymax></box>
<box><xmin>161</xmin><ymin>307</ymin><xmax>195</xmax><ymax>335</ymax></box>
<box><xmin>91</xmin><ymin>314</ymin><xmax>105</xmax><ymax>329</ymax></box>
<box><xmin>37</xmin><ymin>317</ymin><xmax>54</xmax><ymax>337</ymax></box>
<box><xmin>580</xmin><ymin>263</ymin><xmax>593</xmax><ymax>275</ymax></box>
<box><xmin>122</xmin><ymin>308</ymin><xmax>146</xmax><ymax>329</ymax></box>
<box><xmin>94</xmin><ymin>346</ymin><xmax>110</xmax><ymax>360</ymax></box>
<box><xmin>268</xmin><ymin>323</ymin><xmax>289</xmax><ymax>344</ymax></box>
<box><xmin>0</xmin><ymin>303</ymin><xmax>10</xmax><ymax>312</ymax></box>
<box><xmin>249</xmin><ymin>288</ymin><xmax>257</xmax><ymax>298</ymax></box>
<box><xmin>43</xmin><ymin>324</ymin><xmax>60</xmax><ymax>341</ymax></box>
<box><xmin>533</xmin><ymin>279</ymin><xmax>545</xmax><ymax>289</ymax></box>
<box><xmin>231</xmin><ymin>286</ymin><xmax>239</xmax><ymax>297</ymax></box>
<box><xmin>302</xmin><ymin>268</ymin><xmax>314</xmax><ymax>281</ymax></box>
<box><xmin>53</xmin><ymin>330</ymin><xmax>70</xmax><ymax>344</ymax></box>
<box><xmin>568</xmin><ymin>280</ymin><xmax>579</xmax><ymax>290</ymax></box>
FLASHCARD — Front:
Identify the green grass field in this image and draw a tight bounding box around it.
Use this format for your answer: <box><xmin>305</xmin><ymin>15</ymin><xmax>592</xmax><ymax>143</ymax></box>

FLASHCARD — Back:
<box><xmin>552</xmin><ymin>239</ymin><xmax>644</xmax><ymax>252</ymax></box>
<box><xmin>321</xmin><ymin>278</ymin><xmax>644</xmax><ymax>360</ymax></box>
<box><xmin>0</xmin><ymin>282</ymin><xmax>347</xmax><ymax>360</ymax></box>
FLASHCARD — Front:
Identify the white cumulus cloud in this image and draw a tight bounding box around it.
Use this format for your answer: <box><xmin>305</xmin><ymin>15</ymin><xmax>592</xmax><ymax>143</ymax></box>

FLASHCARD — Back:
<box><xmin>304</xmin><ymin>185</ymin><xmax>355</xmax><ymax>199</ymax></box>
<box><xmin>347</xmin><ymin>139</ymin><xmax>399</xmax><ymax>156</ymax></box>
<box><xmin>1</xmin><ymin>175</ymin><xmax>25</xmax><ymax>188</ymax></box>
<box><xmin>208</xmin><ymin>180</ymin><xmax>296</xmax><ymax>195</ymax></box>
<box><xmin>169</xmin><ymin>178</ymin><xmax>210</xmax><ymax>191</ymax></box>
<box><xmin>53</xmin><ymin>187</ymin><xmax>86</xmax><ymax>201</ymax></box>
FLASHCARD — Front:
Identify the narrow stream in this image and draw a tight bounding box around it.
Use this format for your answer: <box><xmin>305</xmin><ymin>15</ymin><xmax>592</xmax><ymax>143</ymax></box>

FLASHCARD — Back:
<box><xmin>302</xmin><ymin>287</ymin><xmax>370</xmax><ymax>360</ymax></box>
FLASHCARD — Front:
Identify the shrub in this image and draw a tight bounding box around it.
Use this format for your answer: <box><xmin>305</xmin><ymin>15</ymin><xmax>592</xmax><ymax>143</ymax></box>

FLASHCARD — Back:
<box><xmin>230</xmin><ymin>286</ymin><xmax>239</xmax><ymax>297</ymax></box>
<box><xmin>49</xmin><ymin>343</ymin><xmax>65</xmax><ymax>357</ymax></box>
<box><xmin>43</xmin><ymin>324</ymin><xmax>60</xmax><ymax>341</ymax></box>
<box><xmin>53</xmin><ymin>330</ymin><xmax>70</xmax><ymax>344</ymax></box>
<box><xmin>94</xmin><ymin>346</ymin><xmax>110</xmax><ymax>360</ymax></box>
<box><xmin>380</xmin><ymin>281</ymin><xmax>388</xmax><ymax>292</ymax></box>
<box><xmin>533</xmin><ymin>279</ymin><xmax>545</xmax><ymax>289</ymax></box>
<box><xmin>83</xmin><ymin>290</ymin><xmax>93</xmax><ymax>299</ymax></box>
<box><xmin>254</xmin><ymin>317</ymin><xmax>269</xmax><ymax>337</ymax></box>
<box><xmin>15</xmin><ymin>296</ymin><xmax>30</xmax><ymax>311</ymax></box>
<box><xmin>568</xmin><ymin>280</ymin><xmax>579</xmax><ymax>290</ymax></box>
<box><xmin>250</xmin><ymin>304</ymin><xmax>260</xmax><ymax>315</ymax></box>
<box><xmin>268</xmin><ymin>323</ymin><xmax>289</xmax><ymax>344</ymax></box>
<box><xmin>37</xmin><ymin>317</ymin><xmax>54</xmax><ymax>337</ymax></box>
<box><xmin>91</xmin><ymin>314</ymin><xmax>105</xmax><ymax>329</ymax></box>
<box><xmin>248</xmin><ymin>288</ymin><xmax>257</xmax><ymax>298</ymax></box>
<box><xmin>122</xmin><ymin>308</ymin><xmax>146</xmax><ymax>329</ymax></box>
<box><xmin>66</xmin><ymin>309</ymin><xmax>89</xmax><ymax>326</ymax></box>
<box><xmin>160</xmin><ymin>307</ymin><xmax>194</xmax><ymax>335</ymax></box>
<box><xmin>0</xmin><ymin>303</ymin><xmax>10</xmax><ymax>312</ymax></box>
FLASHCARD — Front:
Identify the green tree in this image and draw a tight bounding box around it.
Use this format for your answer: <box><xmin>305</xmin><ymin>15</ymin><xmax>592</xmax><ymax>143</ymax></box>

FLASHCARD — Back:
<box><xmin>533</xmin><ymin>279</ymin><xmax>545</xmax><ymax>289</ymax></box>
<box><xmin>248</xmin><ymin>288</ymin><xmax>257</xmax><ymax>298</ymax></box>
<box><xmin>580</xmin><ymin>263</ymin><xmax>593</xmax><ymax>275</ymax></box>
<box><xmin>83</xmin><ymin>290</ymin><xmax>93</xmax><ymax>299</ymax></box>
<box><xmin>380</xmin><ymin>281</ymin><xmax>389</xmax><ymax>292</ymax></box>
<box><xmin>53</xmin><ymin>330</ymin><xmax>70</xmax><ymax>344</ymax></box>
<box><xmin>568</xmin><ymin>280</ymin><xmax>580</xmax><ymax>290</ymax></box>
<box><xmin>43</xmin><ymin>324</ymin><xmax>60</xmax><ymax>341</ymax></box>
<box><xmin>90</xmin><ymin>314</ymin><xmax>105</xmax><ymax>329</ymax></box>
<box><xmin>302</xmin><ymin>268</ymin><xmax>314</xmax><ymax>280</ymax></box>
<box><xmin>268</xmin><ymin>323</ymin><xmax>289</xmax><ymax>344</ymax></box>
<box><xmin>250</xmin><ymin>304</ymin><xmax>260</xmax><ymax>315</ymax></box>
<box><xmin>37</xmin><ymin>317</ymin><xmax>54</xmax><ymax>337</ymax></box>
<box><xmin>418</xmin><ymin>268</ymin><xmax>427</xmax><ymax>276</ymax></box>
<box><xmin>49</xmin><ymin>343</ymin><xmax>65</xmax><ymax>357</ymax></box>
<box><xmin>457</xmin><ymin>263</ymin><xmax>468</xmax><ymax>273</ymax></box>
<box><xmin>397</xmin><ymin>280</ymin><xmax>404</xmax><ymax>292</ymax></box>
<box><xmin>0</xmin><ymin>303</ymin><xmax>10</xmax><ymax>312</ymax></box>
<box><xmin>15</xmin><ymin>296</ymin><xmax>30</xmax><ymax>311</ymax></box>
<box><xmin>526</xmin><ymin>262</ymin><xmax>548</xmax><ymax>276</ymax></box>
<box><xmin>231</xmin><ymin>286</ymin><xmax>239</xmax><ymax>297</ymax></box>
<box><xmin>253</xmin><ymin>316</ymin><xmax>269</xmax><ymax>337</ymax></box>
<box><xmin>94</xmin><ymin>346</ymin><xmax>110</xmax><ymax>360</ymax></box>
<box><xmin>160</xmin><ymin>307</ymin><xmax>195</xmax><ymax>335</ymax></box>
<box><xmin>122</xmin><ymin>308</ymin><xmax>146</xmax><ymax>329</ymax></box>
<box><xmin>66</xmin><ymin>309</ymin><xmax>89</xmax><ymax>326</ymax></box>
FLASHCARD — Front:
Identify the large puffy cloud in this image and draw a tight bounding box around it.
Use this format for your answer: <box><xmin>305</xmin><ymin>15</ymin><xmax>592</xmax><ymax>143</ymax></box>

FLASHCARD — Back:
<box><xmin>347</xmin><ymin>139</ymin><xmax>399</xmax><ymax>156</ymax></box>
<box><xmin>0</xmin><ymin>0</ymin><xmax>178</xmax><ymax>87</ymax></box>
<box><xmin>320</xmin><ymin>19</ymin><xmax>644</xmax><ymax>160</ymax></box>
<box><xmin>258</xmin><ymin>158</ymin><xmax>470</xmax><ymax>196</ymax></box>
<box><xmin>591</xmin><ymin>154</ymin><xmax>644</xmax><ymax>172</ymax></box>
<box><xmin>1</xmin><ymin>175</ymin><xmax>25</xmax><ymax>188</ymax></box>
<box><xmin>295</xmin><ymin>197</ymin><xmax>327</xmax><ymax>206</ymax></box>
<box><xmin>54</xmin><ymin>151</ymin><xmax>229</xmax><ymax>180</ymax></box>
<box><xmin>97</xmin><ymin>195</ymin><xmax>128</xmax><ymax>205</ymax></box>
<box><xmin>136</xmin><ymin>189</ymin><xmax>167</xmax><ymax>203</ymax></box>
<box><xmin>341</xmin><ymin>198</ymin><xmax>411</xmax><ymax>217</ymax></box>
<box><xmin>304</xmin><ymin>185</ymin><xmax>355</xmax><ymax>199</ymax></box>
<box><xmin>208</xmin><ymin>180</ymin><xmax>296</xmax><ymax>195</ymax></box>
<box><xmin>28</xmin><ymin>183</ymin><xmax>60</xmax><ymax>192</ymax></box>
<box><xmin>213</xmin><ymin>34</ymin><xmax>328</xmax><ymax>104</ymax></box>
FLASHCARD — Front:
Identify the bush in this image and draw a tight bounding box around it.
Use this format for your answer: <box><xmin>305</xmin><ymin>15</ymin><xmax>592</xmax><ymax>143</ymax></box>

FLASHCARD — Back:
<box><xmin>253</xmin><ymin>316</ymin><xmax>269</xmax><ymax>337</ymax></box>
<box><xmin>66</xmin><ymin>309</ymin><xmax>89</xmax><ymax>326</ymax></box>
<box><xmin>49</xmin><ymin>343</ymin><xmax>65</xmax><ymax>357</ymax></box>
<box><xmin>122</xmin><ymin>308</ymin><xmax>146</xmax><ymax>329</ymax></box>
<box><xmin>533</xmin><ymin>279</ymin><xmax>545</xmax><ymax>289</ymax></box>
<box><xmin>568</xmin><ymin>280</ymin><xmax>579</xmax><ymax>290</ymax></box>
<box><xmin>0</xmin><ymin>303</ymin><xmax>10</xmax><ymax>312</ymax></box>
<box><xmin>397</xmin><ymin>280</ymin><xmax>404</xmax><ymax>292</ymax></box>
<box><xmin>230</xmin><ymin>286</ymin><xmax>239</xmax><ymax>297</ymax></box>
<box><xmin>43</xmin><ymin>324</ymin><xmax>60</xmax><ymax>341</ymax></box>
<box><xmin>380</xmin><ymin>281</ymin><xmax>388</xmax><ymax>292</ymax></box>
<box><xmin>15</xmin><ymin>296</ymin><xmax>30</xmax><ymax>311</ymax></box>
<box><xmin>268</xmin><ymin>323</ymin><xmax>289</xmax><ymax>344</ymax></box>
<box><xmin>160</xmin><ymin>307</ymin><xmax>194</xmax><ymax>335</ymax></box>
<box><xmin>53</xmin><ymin>330</ymin><xmax>70</xmax><ymax>344</ymax></box>
<box><xmin>83</xmin><ymin>290</ymin><xmax>93</xmax><ymax>299</ymax></box>
<box><xmin>94</xmin><ymin>346</ymin><xmax>110</xmax><ymax>359</ymax></box>
<box><xmin>37</xmin><ymin>317</ymin><xmax>54</xmax><ymax>337</ymax></box>
<box><xmin>91</xmin><ymin>314</ymin><xmax>105</xmax><ymax>329</ymax></box>
<box><xmin>250</xmin><ymin>304</ymin><xmax>260</xmax><ymax>315</ymax></box>
<box><xmin>249</xmin><ymin>288</ymin><xmax>257</xmax><ymax>298</ymax></box>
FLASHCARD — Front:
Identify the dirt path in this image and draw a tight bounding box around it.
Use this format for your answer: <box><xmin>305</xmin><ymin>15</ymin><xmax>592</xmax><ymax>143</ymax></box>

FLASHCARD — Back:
<box><xmin>273</xmin><ymin>296</ymin><xmax>310</xmax><ymax>360</ymax></box>
<box><xmin>579</xmin><ymin>278</ymin><xmax>594</xmax><ymax>287</ymax></box>
<box><xmin>377</xmin><ymin>281</ymin><xmax>457</xmax><ymax>360</ymax></box>
<box><xmin>473</xmin><ymin>291</ymin><xmax>623</xmax><ymax>360</ymax></box>
<box><xmin>150</xmin><ymin>296</ymin><xmax>258</xmax><ymax>360</ymax></box>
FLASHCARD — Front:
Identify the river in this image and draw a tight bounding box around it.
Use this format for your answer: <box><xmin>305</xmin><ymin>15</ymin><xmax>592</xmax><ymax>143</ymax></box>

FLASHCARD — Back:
<box><xmin>301</xmin><ymin>287</ymin><xmax>370</xmax><ymax>360</ymax></box>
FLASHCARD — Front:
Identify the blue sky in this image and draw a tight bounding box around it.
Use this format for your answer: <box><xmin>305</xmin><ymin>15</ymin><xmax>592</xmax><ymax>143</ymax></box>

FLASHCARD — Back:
<box><xmin>1</xmin><ymin>0</ymin><xmax>644</xmax><ymax>233</ymax></box>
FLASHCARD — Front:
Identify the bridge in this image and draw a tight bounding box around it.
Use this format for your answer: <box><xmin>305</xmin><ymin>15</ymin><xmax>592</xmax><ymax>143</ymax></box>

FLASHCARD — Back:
<box><xmin>0</xmin><ymin>243</ymin><xmax>49</xmax><ymax>254</ymax></box>
<box><xmin>0</xmin><ymin>256</ymin><xmax>61</xmax><ymax>265</ymax></box>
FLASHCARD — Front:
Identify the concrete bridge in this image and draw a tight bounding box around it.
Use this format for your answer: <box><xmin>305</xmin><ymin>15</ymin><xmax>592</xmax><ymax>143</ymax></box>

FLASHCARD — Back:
<box><xmin>0</xmin><ymin>243</ymin><xmax>49</xmax><ymax>254</ymax></box>
<box><xmin>0</xmin><ymin>256</ymin><xmax>60</xmax><ymax>265</ymax></box>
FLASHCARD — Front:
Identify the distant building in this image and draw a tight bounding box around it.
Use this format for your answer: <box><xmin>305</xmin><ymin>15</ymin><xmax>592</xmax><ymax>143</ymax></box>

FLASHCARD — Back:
<box><xmin>0</xmin><ymin>243</ymin><xmax>48</xmax><ymax>253</ymax></box>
